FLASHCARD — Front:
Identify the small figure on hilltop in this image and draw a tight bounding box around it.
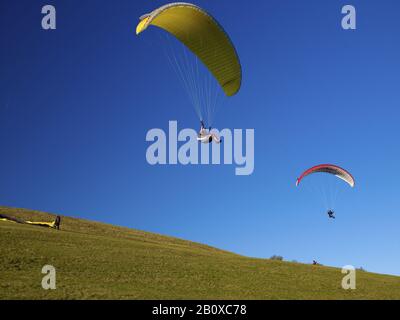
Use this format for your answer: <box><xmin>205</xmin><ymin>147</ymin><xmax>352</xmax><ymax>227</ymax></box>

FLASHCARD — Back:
<box><xmin>54</xmin><ymin>215</ymin><xmax>61</xmax><ymax>230</ymax></box>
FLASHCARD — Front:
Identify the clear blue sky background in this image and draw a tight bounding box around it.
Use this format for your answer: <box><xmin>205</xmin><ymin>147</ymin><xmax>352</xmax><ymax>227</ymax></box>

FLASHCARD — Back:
<box><xmin>1</xmin><ymin>0</ymin><xmax>399</xmax><ymax>276</ymax></box>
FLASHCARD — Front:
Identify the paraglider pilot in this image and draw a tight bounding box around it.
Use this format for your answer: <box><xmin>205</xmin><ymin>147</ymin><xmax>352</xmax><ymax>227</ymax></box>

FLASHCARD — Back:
<box><xmin>198</xmin><ymin>120</ymin><xmax>221</xmax><ymax>144</ymax></box>
<box><xmin>54</xmin><ymin>215</ymin><xmax>61</xmax><ymax>230</ymax></box>
<box><xmin>327</xmin><ymin>210</ymin><xmax>335</xmax><ymax>219</ymax></box>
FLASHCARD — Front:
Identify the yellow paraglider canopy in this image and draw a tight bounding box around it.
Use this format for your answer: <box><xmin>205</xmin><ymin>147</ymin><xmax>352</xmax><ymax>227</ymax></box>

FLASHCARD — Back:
<box><xmin>0</xmin><ymin>213</ymin><xmax>60</xmax><ymax>229</ymax></box>
<box><xmin>136</xmin><ymin>2</ymin><xmax>242</xmax><ymax>97</ymax></box>
<box><xmin>26</xmin><ymin>221</ymin><xmax>56</xmax><ymax>228</ymax></box>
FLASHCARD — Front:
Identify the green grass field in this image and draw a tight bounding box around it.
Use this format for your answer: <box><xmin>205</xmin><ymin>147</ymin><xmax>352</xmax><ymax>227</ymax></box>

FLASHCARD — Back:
<box><xmin>1</xmin><ymin>206</ymin><xmax>399</xmax><ymax>300</ymax></box>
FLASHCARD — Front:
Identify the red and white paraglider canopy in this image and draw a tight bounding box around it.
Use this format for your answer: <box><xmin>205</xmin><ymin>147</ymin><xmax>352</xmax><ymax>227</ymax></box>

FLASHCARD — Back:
<box><xmin>296</xmin><ymin>164</ymin><xmax>355</xmax><ymax>188</ymax></box>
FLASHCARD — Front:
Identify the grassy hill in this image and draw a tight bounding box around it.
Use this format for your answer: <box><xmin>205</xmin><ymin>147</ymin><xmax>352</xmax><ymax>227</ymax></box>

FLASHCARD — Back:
<box><xmin>1</xmin><ymin>206</ymin><xmax>399</xmax><ymax>300</ymax></box>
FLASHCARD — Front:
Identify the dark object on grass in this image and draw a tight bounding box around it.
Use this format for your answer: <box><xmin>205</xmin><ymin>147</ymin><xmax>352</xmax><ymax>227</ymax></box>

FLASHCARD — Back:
<box><xmin>54</xmin><ymin>215</ymin><xmax>61</xmax><ymax>230</ymax></box>
<box><xmin>0</xmin><ymin>213</ymin><xmax>26</xmax><ymax>224</ymax></box>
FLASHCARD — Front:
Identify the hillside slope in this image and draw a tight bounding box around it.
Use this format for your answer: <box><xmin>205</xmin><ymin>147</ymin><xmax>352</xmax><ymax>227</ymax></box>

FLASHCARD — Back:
<box><xmin>1</xmin><ymin>206</ymin><xmax>399</xmax><ymax>299</ymax></box>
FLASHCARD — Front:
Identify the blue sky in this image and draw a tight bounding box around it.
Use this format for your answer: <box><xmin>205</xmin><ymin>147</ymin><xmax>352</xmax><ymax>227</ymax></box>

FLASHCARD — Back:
<box><xmin>1</xmin><ymin>0</ymin><xmax>399</xmax><ymax>276</ymax></box>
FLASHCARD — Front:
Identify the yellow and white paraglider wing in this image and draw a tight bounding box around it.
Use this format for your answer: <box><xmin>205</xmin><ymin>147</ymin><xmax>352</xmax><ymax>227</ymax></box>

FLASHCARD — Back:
<box><xmin>136</xmin><ymin>2</ymin><xmax>242</xmax><ymax>97</ymax></box>
<box><xmin>26</xmin><ymin>221</ymin><xmax>56</xmax><ymax>228</ymax></box>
